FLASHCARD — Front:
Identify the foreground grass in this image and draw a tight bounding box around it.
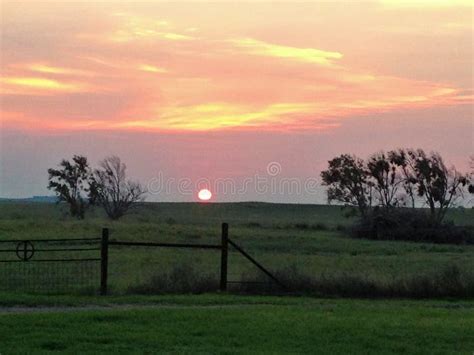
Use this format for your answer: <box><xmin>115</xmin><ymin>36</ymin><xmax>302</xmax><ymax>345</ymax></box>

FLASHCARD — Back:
<box><xmin>0</xmin><ymin>295</ymin><xmax>473</xmax><ymax>354</ymax></box>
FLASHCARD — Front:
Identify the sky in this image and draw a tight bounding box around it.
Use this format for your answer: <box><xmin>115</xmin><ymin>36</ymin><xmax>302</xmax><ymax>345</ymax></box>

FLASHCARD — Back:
<box><xmin>0</xmin><ymin>0</ymin><xmax>472</xmax><ymax>202</ymax></box>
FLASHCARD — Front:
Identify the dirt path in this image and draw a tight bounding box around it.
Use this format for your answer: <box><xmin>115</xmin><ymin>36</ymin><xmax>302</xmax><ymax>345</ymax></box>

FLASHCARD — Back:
<box><xmin>2</xmin><ymin>301</ymin><xmax>471</xmax><ymax>315</ymax></box>
<box><xmin>0</xmin><ymin>303</ymin><xmax>278</xmax><ymax>314</ymax></box>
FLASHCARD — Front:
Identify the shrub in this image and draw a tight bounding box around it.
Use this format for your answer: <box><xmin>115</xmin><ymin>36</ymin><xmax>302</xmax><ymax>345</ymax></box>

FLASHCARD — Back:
<box><xmin>165</xmin><ymin>217</ymin><xmax>176</xmax><ymax>225</ymax></box>
<box><xmin>334</xmin><ymin>224</ymin><xmax>346</xmax><ymax>232</ymax></box>
<box><xmin>294</xmin><ymin>223</ymin><xmax>309</xmax><ymax>230</ymax></box>
<box><xmin>246</xmin><ymin>222</ymin><xmax>262</xmax><ymax>228</ymax></box>
<box><xmin>312</xmin><ymin>223</ymin><xmax>328</xmax><ymax>231</ymax></box>
<box><xmin>128</xmin><ymin>263</ymin><xmax>218</xmax><ymax>294</ymax></box>
<box><xmin>185</xmin><ymin>233</ymin><xmax>201</xmax><ymax>239</ymax></box>
<box><xmin>387</xmin><ymin>265</ymin><xmax>473</xmax><ymax>298</ymax></box>
<box><xmin>350</xmin><ymin>208</ymin><xmax>474</xmax><ymax>244</ymax></box>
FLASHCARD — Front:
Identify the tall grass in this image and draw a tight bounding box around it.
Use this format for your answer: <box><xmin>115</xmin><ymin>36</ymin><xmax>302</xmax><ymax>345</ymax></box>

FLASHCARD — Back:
<box><xmin>236</xmin><ymin>264</ymin><xmax>474</xmax><ymax>299</ymax></box>
<box><xmin>126</xmin><ymin>262</ymin><xmax>474</xmax><ymax>299</ymax></box>
<box><xmin>128</xmin><ymin>262</ymin><xmax>218</xmax><ymax>294</ymax></box>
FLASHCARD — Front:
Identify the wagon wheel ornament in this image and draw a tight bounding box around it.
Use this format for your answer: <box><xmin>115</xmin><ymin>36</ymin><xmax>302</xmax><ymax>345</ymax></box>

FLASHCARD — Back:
<box><xmin>16</xmin><ymin>241</ymin><xmax>35</xmax><ymax>261</ymax></box>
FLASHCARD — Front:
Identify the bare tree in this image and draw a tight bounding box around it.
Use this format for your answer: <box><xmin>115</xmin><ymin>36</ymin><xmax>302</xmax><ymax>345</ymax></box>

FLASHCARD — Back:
<box><xmin>92</xmin><ymin>156</ymin><xmax>146</xmax><ymax>220</ymax></box>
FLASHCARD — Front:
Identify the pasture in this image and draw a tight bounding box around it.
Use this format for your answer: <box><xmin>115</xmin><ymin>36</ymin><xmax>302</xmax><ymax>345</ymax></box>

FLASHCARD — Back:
<box><xmin>0</xmin><ymin>202</ymin><xmax>473</xmax><ymax>353</ymax></box>
<box><xmin>0</xmin><ymin>202</ymin><xmax>473</xmax><ymax>296</ymax></box>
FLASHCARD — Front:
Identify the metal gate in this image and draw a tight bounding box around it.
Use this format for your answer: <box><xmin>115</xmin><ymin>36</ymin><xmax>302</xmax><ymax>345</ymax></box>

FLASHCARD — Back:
<box><xmin>0</xmin><ymin>237</ymin><xmax>101</xmax><ymax>293</ymax></box>
<box><xmin>0</xmin><ymin>224</ymin><xmax>284</xmax><ymax>295</ymax></box>
<box><xmin>100</xmin><ymin>223</ymin><xmax>285</xmax><ymax>295</ymax></box>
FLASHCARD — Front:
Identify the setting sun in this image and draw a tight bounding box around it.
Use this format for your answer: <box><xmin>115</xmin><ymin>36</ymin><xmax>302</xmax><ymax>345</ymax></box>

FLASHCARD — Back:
<box><xmin>198</xmin><ymin>189</ymin><xmax>212</xmax><ymax>201</ymax></box>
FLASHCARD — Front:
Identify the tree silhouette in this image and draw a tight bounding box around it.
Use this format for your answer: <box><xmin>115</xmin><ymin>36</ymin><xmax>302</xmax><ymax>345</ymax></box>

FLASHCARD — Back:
<box><xmin>367</xmin><ymin>152</ymin><xmax>404</xmax><ymax>208</ymax></box>
<box><xmin>469</xmin><ymin>156</ymin><xmax>474</xmax><ymax>195</ymax></box>
<box><xmin>387</xmin><ymin>149</ymin><xmax>418</xmax><ymax>208</ymax></box>
<box><xmin>91</xmin><ymin>156</ymin><xmax>146</xmax><ymax>220</ymax></box>
<box><xmin>405</xmin><ymin>149</ymin><xmax>469</xmax><ymax>224</ymax></box>
<box><xmin>320</xmin><ymin>154</ymin><xmax>371</xmax><ymax>216</ymax></box>
<box><xmin>47</xmin><ymin>155</ymin><xmax>95</xmax><ymax>219</ymax></box>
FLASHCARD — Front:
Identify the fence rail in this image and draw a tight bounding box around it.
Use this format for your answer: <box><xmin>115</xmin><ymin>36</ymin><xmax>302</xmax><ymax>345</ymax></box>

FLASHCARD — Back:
<box><xmin>109</xmin><ymin>241</ymin><xmax>221</xmax><ymax>249</ymax></box>
<box><xmin>0</xmin><ymin>224</ymin><xmax>284</xmax><ymax>294</ymax></box>
<box><xmin>0</xmin><ymin>237</ymin><xmax>101</xmax><ymax>243</ymax></box>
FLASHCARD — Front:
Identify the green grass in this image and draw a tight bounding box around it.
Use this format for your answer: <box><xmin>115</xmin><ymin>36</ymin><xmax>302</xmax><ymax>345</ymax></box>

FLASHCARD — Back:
<box><xmin>1</xmin><ymin>203</ymin><xmax>473</xmax><ymax>353</ymax></box>
<box><xmin>0</xmin><ymin>202</ymin><xmax>473</xmax><ymax>296</ymax></box>
<box><xmin>0</xmin><ymin>295</ymin><xmax>473</xmax><ymax>354</ymax></box>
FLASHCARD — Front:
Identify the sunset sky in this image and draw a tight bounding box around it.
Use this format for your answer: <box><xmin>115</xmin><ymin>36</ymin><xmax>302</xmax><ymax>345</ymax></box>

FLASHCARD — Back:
<box><xmin>0</xmin><ymin>0</ymin><xmax>472</xmax><ymax>202</ymax></box>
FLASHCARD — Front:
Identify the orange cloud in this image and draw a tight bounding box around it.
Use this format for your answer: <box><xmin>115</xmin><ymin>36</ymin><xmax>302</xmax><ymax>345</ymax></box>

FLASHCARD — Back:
<box><xmin>86</xmin><ymin>14</ymin><xmax>195</xmax><ymax>43</ymax></box>
<box><xmin>114</xmin><ymin>102</ymin><xmax>317</xmax><ymax>130</ymax></box>
<box><xmin>0</xmin><ymin>77</ymin><xmax>93</xmax><ymax>95</ymax></box>
<box><xmin>22</xmin><ymin>63</ymin><xmax>93</xmax><ymax>76</ymax></box>
<box><xmin>138</xmin><ymin>64</ymin><xmax>168</xmax><ymax>73</ymax></box>
<box><xmin>230</xmin><ymin>38</ymin><xmax>343</xmax><ymax>66</ymax></box>
<box><xmin>108</xmin><ymin>30</ymin><xmax>193</xmax><ymax>42</ymax></box>
<box><xmin>111</xmin><ymin>75</ymin><xmax>459</xmax><ymax>132</ymax></box>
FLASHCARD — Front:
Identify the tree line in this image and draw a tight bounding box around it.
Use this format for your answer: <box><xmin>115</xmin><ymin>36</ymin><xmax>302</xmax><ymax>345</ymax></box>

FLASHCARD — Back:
<box><xmin>321</xmin><ymin>148</ymin><xmax>472</xmax><ymax>225</ymax></box>
<box><xmin>321</xmin><ymin>149</ymin><xmax>473</xmax><ymax>244</ymax></box>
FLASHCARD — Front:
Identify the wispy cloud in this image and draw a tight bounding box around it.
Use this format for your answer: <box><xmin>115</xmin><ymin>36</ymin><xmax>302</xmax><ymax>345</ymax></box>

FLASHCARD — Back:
<box><xmin>87</xmin><ymin>14</ymin><xmax>195</xmax><ymax>43</ymax></box>
<box><xmin>20</xmin><ymin>63</ymin><xmax>93</xmax><ymax>76</ymax></box>
<box><xmin>114</xmin><ymin>102</ymin><xmax>317</xmax><ymax>131</ymax></box>
<box><xmin>378</xmin><ymin>0</ymin><xmax>473</xmax><ymax>8</ymax></box>
<box><xmin>0</xmin><ymin>77</ymin><xmax>93</xmax><ymax>95</ymax></box>
<box><xmin>230</xmin><ymin>38</ymin><xmax>342</xmax><ymax>66</ymax></box>
<box><xmin>138</xmin><ymin>64</ymin><xmax>168</xmax><ymax>73</ymax></box>
<box><xmin>107</xmin><ymin>30</ymin><xmax>193</xmax><ymax>42</ymax></box>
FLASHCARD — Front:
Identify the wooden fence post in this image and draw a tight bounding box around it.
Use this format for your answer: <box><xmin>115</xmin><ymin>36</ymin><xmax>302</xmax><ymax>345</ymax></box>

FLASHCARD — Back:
<box><xmin>220</xmin><ymin>223</ymin><xmax>228</xmax><ymax>291</ymax></box>
<box><xmin>100</xmin><ymin>228</ymin><xmax>109</xmax><ymax>296</ymax></box>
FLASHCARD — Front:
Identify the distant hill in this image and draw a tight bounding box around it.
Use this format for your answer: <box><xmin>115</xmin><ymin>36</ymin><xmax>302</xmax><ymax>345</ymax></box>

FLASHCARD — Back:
<box><xmin>0</xmin><ymin>196</ymin><xmax>58</xmax><ymax>203</ymax></box>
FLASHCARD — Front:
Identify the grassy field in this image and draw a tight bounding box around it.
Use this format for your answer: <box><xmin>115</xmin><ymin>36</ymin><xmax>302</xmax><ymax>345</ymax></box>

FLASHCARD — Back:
<box><xmin>0</xmin><ymin>294</ymin><xmax>473</xmax><ymax>354</ymax></box>
<box><xmin>0</xmin><ymin>202</ymin><xmax>473</xmax><ymax>296</ymax></box>
<box><xmin>0</xmin><ymin>202</ymin><xmax>473</xmax><ymax>353</ymax></box>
